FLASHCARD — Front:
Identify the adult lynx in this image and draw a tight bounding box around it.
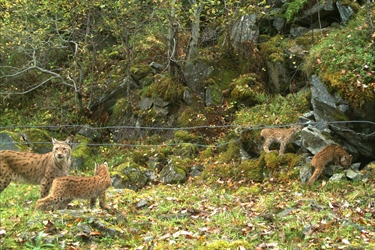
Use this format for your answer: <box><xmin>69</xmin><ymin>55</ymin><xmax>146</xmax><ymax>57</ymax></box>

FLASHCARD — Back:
<box><xmin>0</xmin><ymin>136</ymin><xmax>73</xmax><ymax>198</ymax></box>
<box><xmin>260</xmin><ymin>126</ymin><xmax>302</xmax><ymax>155</ymax></box>
<box><xmin>35</xmin><ymin>162</ymin><xmax>112</xmax><ymax>211</ymax></box>
<box><xmin>308</xmin><ymin>144</ymin><xmax>352</xmax><ymax>187</ymax></box>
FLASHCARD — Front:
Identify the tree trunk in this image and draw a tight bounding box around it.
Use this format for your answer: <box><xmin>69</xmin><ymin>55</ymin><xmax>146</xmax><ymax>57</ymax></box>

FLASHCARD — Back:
<box><xmin>168</xmin><ymin>0</ymin><xmax>179</xmax><ymax>78</ymax></box>
<box><xmin>187</xmin><ymin>0</ymin><xmax>203</xmax><ymax>61</ymax></box>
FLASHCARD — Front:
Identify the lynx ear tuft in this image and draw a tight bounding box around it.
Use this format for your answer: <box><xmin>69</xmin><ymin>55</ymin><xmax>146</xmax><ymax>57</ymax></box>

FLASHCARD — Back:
<box><xmin>52</xmin><ymin>138</ymin><xmax>57</xmax><ymax>144</ymax></box>
<box><xmin>65</xmin><ymin>135</ymin><xmax>74</xmax><ymax>147</ymax></box>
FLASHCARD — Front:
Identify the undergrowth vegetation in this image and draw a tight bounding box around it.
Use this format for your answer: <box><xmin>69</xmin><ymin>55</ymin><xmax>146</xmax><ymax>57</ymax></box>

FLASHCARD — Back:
<box><xmin>1</xmin><ymin>179</ymin><xmax>374</xmax><ymax>249</ymax></box>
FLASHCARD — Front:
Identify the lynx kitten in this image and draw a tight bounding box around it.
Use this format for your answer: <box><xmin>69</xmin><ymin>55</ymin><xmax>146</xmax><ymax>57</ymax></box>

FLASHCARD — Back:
<box><xmin>0</xmin><ymin>137</ymin><xmax>73</xmax><ymax>198</ymax></box>
<box><xmin>260</xmin><ymin>126</ymin><xmax>302</xmax><ymax>155</ymax></box>
<box><xmin>35</xmin><ymin>162</ymin><xmax>112</xmax><ymax>211</ymax></box>
<box><xmin>308</xmin><ymin>144</ymin><xmax>352</xmax><ymax>187</ymax></box>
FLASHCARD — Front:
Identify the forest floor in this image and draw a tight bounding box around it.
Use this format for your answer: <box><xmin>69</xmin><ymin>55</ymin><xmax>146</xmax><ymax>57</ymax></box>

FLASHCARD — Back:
<box><xmin>0</xmin><ymin>178</ymin><xmax>375</xmax><ymax>249</ymax></box>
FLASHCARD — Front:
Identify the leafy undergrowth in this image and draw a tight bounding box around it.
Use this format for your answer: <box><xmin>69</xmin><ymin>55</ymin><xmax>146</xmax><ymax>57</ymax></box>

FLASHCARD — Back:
<box><xmin>1</xmin><ymin>179</ymin><xmax>375</xmax><ymax>249</ymax></box>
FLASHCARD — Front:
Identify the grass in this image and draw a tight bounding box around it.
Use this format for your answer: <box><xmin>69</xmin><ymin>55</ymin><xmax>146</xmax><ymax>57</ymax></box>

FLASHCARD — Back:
<box><xmin>0</xmin><ymin>179</ymin><xmax>375</xmax><ymax>249</ymax></box>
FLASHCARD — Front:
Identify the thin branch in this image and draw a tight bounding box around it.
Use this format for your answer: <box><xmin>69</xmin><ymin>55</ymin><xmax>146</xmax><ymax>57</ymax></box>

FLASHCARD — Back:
<box><xmin>0</xmin><ymin>76</ymin><xmax>59</xmax><ymax>95</ymax></box>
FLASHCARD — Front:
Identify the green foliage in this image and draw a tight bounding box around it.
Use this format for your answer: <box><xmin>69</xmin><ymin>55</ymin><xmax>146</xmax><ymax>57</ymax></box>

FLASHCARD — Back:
<box><xmin>284</xmin><ymin>0</ymin><xmax>308</xmax><ymax>22</ymax></box>
<box><xmin>112</xmin><ymin>98</ymin><xmax>131</xmax><ymax>118</ymax></box>
<box><xmin>235</xmin><ymin>90</ymin><xmax>310</xmax><ymax>126</ymax></box>
<box><xmin>229</xmin><ymin>74</ymin><xmax>265</xmax><ymax>107</ymax></box>
<box><xmin>304</xmin><ymin>12</ymin><xmax>375</xmax><ymax>108</ymax></box>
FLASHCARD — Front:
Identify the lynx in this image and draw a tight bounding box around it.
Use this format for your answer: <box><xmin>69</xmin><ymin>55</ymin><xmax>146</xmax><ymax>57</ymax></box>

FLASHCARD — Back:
<box><xmin>308</xmin><ymin>144</ymin><xmax>352</xmax><ymax>187</ymax></box>
<box><xmin>0</xmin><ymin>136</ymin><xmax>73</xmax><ymax>198</ymax></box>
<box><xmin>260</xmin><ymin>126</ymin><xmax>302</xmax><ymax>155</ymax></box>
<box><xmin>35</xmin><ymin>162</ymin><xmax>112</xmax><ymax>211</ymax></box>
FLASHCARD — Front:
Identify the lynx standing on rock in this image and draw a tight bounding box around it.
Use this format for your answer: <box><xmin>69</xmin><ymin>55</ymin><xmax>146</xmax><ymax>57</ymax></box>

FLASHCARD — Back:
<box><xmin>35</xmin><ymin>162</ymin><xmax>112</xmax><ymax>211</ymax></box>
<box><xmin>0</xmin><ymin>136</ymin><xmax>73</xmax><ymax>198</ymax></box>
<box><xmin>260</xmin><ymin>125</ymin><xmax>302</xmax><ymax>155</ymax></box>
<box><xmin>308</xmin><ymin>144</ymin><xmax>352</xmax><ymax>187</ymax></box>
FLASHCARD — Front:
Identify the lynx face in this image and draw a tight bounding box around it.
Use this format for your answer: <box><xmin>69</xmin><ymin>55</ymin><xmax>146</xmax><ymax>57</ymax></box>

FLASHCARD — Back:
<box><xmin>0</xmin><ymin>136</ymin><xmax>73</xmax><ymax>198</ymax></box>
<box><xmin>35</xmin><ymin>162</ymin><xmax>112</xmax><ymax>211</ymax></box>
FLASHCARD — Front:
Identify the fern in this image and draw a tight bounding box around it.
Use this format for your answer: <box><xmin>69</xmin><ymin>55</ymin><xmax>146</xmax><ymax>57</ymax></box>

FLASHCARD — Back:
<box><xmin>285</xmin><ymin>0</ymin><xmax>308</xmax><ymax>22</ymax></box>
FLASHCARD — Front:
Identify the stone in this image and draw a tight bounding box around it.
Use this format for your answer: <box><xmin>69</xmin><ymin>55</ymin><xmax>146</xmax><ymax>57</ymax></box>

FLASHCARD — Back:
<box><xmin>0</xmin><ymin>132</ymin><xmax>18</xmax><ymax>151</ymax></box>
<box><xmin>159</xmin><ymin>161</ymin><xmax>187</xmax><ymax>184</ymax></box>
<box><xmin>231</xmin><ymin>14</ymin><xmax>259</xmax><ymax>47</ymax></box>
<box><xmin>336</xmin><ymin>1</ymin><xmax>354</xmax><ymax>23</ymax></box>
<box><xmin>300</xmin><ymin>126</ymin><xmax>335</xmax><ymax>154</ymax></box>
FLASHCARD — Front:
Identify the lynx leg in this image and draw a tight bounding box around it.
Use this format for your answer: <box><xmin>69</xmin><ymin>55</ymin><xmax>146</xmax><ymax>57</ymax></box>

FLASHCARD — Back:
<box><xmin>98</xmin><ymin>192</ymin><xmax>110</xmax><ymax>211</ymax></box>
<box><xmin>40</xmin><ymin>177</ymin><xmax>53</xmax><ymax>198</ymax></box>
<box><xmin>90</xmin><ymin>197</ymin><xmax>97</xmax><ymax>208</ymax></box>
<box><xmin>279</xmin><ymin>142</ymin><xmax>286</xmax><ymax>155</ymax></box>
<box><xmin>263</xmin><ymin>139</ymin><xmax>271</xmax><ymax>153</ymax></box>
<box><xmin>308</xmin><ymin>165</ymin><xmax>324</xmax><ymax>187</ymax></box>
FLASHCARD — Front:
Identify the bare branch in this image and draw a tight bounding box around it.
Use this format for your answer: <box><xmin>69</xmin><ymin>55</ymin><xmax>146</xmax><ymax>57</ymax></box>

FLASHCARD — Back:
<box><xmin>0</xmin><ymin>76</ymin><xmax>58</xmax><ymax>95</ymax></box>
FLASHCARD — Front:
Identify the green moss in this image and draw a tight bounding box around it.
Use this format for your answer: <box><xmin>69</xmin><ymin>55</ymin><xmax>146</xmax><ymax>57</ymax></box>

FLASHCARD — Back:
<box><xmin>236</xmin><ymin>157</ymin><xmax>265</xmax><ymax>183</ymax></box>
<box><xmin>304</xmin><ymin>12</ymin><xmax>375</xmax><ymax>109</ymax></box>
<box><xmin>264</xmin><ymin>152</ymin><xmax>302</xmax><ymax>181</ymax></box>
<box><xmin>234</xmin><ymin>90</ymin><xmax>310</xmax><ymax>126</ymax></box>
<box><xmin>229</xmin><ymin>74</ymin><xmax>265</xmax><ymax>107</ymax></box>
<box><xmin>177</xmin><ymin>107</ymin><xmax>207</xmax><ymax>127</ymax></box>
<box><xmin>132</xmin><ymin>151</ymin><xmax>149</xmax><ymax>166</ymax></box>
<box><xmin>283</xmin><ymin>0</ymin><xmax>308</xmax><ymax>22</ymax></box>
<box><xmin>200</xmin><ymin>147</ymin><xmax>214</xmax><ymax>160</ymax></box>
<box><xmin>173</xmin><ymin>143</ymin><xmax>198</xmax><ymax>158</ymax></box>
<box><xmin>234</xmin><ymin>184</ymin><xmax>262</xmax><ymax>196</ymax></box>
<box><xmin>218</xmin><ymin>140</ymin><xmax>240</xmax><ymax>163</ymax></box>
<box><xmin>71</xmin><ymin>136</ymin><xmax>91</xmax><ymax>159</ymax></box>
<box><xmin>130</xmin><ymin>64</ymin><xmax>152</xmax><ymax>80</ymax></box>
<box><xmin>259</xmin><ymin>35</ymin><xmax>286</xmax><ymax>63</ymax></box>
<box><xmin>143</xmin><ymin>75</ymin><xmax>185</xmax><ymax>103</ymax></box>
<box><xmin>18</xmin><ymin>129</ymin><xmax>55</xmax><ymax>152</ymax></box>
<box><xmin>264</xmin><ymin>151</ymin><xmax>282</xmax><ymax>174</ymax></box>
<box><xmin>174</xmin><ymin>130</ymin><xmax>198</xmax><ymax>143</ymax></box>
<box><xmin>112</xmin><ymin>98</ymin><xmax>131</xmax><ymax>118</ymax></box>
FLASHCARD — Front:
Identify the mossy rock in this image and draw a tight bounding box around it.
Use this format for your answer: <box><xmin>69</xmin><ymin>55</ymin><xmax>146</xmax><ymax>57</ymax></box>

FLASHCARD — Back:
<box><xmin>132</xmin><ymin>150</ymin><xmax>150</xmax><ymax>166</ymax></box>
<box><xmin>177</xmin><ymin>107</ymin><xmax>207</xmax><ymax>127</ymax></box>
<box><xmin>112</xmin><ymin>162</ymin><xmax>148</xmax><ymax>191</ymax></box>
<box><xmin>264</xmin><ymin>152</ymin><xmax>302</xmax><ymax>180</ymax></box>
<box><xmin>236</xmin><ymin>157</ymin><xmax>265</xmax><ymax>183</ymax></box>
<box><xmin>21</xmin><ymin>129</ymin><xmax>54</xmax><ymax>153</ymax></box>
<box><xmin>217</xmin><ymin>140</ymin><xmax>241</xmax><ymax>163</ymax></box>
<box><xmin>130</xmin><ymin>64</ymin><xmax>152</xmax><ymax>81</ymax></box>
<box><xmin>159</xmin><ymin>163</ymin><xmax>187</xmax><ymax>184</ymax></box>
<box><xmin>259</xmin><ymin>34</ymin><xmax>286</xmax><ymax>63</ymax></box>
<box><xmin>173</xmin><ymin>143</ymin><xmax>198</xmax><ymax>158</ymax></box>
<box><xmin>230</xmin><ymin>74</ymin><xmax>264</xmax><ymax>107</ymax></box>
<box><xmin>143</xmin><ymin>75</ymin><xmax>185</xmax><ymax>103</ymax></box>
<box><xmin>112</xmin><ymin>98</ymin><xmax>131</xmax><ymax>118</ymax></box>
<box><xmin>0</xmin><ymin>131</ymin><xmax>25</xmax><ymax>151</ymax></box>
